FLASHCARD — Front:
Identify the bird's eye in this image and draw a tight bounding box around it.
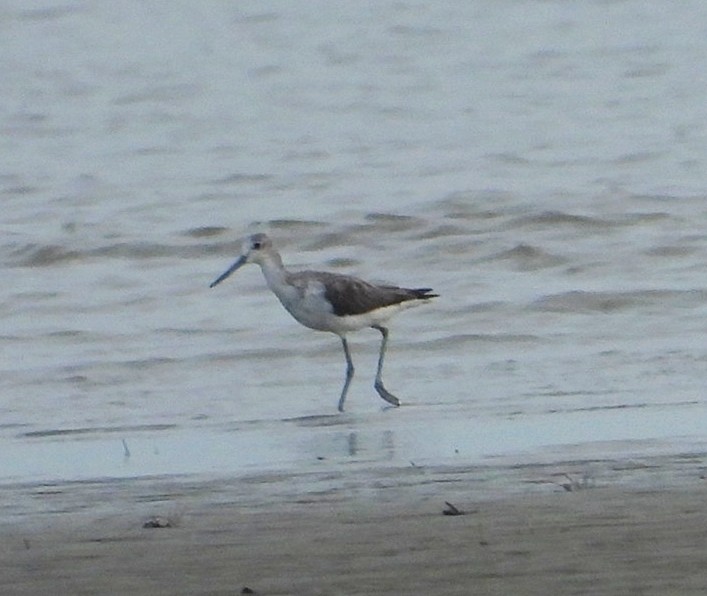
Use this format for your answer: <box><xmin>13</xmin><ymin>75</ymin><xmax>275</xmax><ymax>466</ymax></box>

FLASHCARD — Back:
<box><xmin>252</xmin><ymin>241</ymin><xmax>261</xmax><ymax>250</ymax></box>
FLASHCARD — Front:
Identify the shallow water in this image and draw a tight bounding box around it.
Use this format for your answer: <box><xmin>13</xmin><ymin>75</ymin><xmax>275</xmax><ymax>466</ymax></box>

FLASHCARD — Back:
<box><xmin>3</xmin><ymin>1</ymin><xmax>707</xmax><ymax>509</ymax></box>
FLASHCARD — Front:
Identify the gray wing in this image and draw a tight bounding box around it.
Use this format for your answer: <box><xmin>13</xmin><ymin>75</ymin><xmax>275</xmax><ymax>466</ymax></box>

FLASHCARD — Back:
<box><xmin>291</xmin><ymin>271</ymin><xmax>437</xmax><ymax>317</ymax></box>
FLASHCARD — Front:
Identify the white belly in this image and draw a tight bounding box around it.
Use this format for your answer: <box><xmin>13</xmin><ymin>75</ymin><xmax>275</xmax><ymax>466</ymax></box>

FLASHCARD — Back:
<box><xmin>283</xmin><ymin>296</ymin><xmax>422</xmax><ymax>336</ymax></box>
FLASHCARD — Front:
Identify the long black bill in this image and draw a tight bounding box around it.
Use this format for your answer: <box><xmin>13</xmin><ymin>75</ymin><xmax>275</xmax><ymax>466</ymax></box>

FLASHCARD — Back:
<box><xmin>209</xmin><ymin>255</ymin><xmax>247</xmax><ymax>288</ymax></box>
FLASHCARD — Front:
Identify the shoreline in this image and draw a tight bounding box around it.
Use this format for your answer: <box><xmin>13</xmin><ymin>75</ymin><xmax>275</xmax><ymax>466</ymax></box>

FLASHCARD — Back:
<box><xmin>3</xmin><ymin>449</ymin><xmax>707</xmax><ymax>595</ymax></box>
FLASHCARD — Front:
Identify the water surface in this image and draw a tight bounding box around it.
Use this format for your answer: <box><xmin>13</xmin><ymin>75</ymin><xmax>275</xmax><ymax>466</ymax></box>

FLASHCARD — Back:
<box><xmin>2</xmin><ymin>1</ymin><xmax>707</xmax><ymax>510</ymax></box>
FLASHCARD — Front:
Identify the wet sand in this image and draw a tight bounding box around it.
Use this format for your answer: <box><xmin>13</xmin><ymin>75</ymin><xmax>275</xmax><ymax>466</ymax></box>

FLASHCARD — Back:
<box><xmin>3</xmin><ymin>453</ymin><xmax>707</xmax><ymax>595</ymax></box>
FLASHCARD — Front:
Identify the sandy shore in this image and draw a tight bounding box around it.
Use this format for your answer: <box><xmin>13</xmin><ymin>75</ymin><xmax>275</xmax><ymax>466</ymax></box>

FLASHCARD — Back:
<box><xmin>2</xmin><ymin>453</ymin><xmax>707</xmax><ymax>595</ymax></box>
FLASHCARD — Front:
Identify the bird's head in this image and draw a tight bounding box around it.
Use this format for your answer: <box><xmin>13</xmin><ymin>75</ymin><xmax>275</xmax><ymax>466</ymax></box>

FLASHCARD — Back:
<box><xmin>209</xmin><ymin>233</ymin><xmax>273</xmax><ymax>288</ymax></box>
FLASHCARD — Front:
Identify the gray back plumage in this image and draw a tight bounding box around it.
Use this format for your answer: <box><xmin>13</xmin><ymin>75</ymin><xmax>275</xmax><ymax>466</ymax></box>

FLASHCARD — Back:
<box><xmin>289</xmin><ymin>270</ymin><xmax>437</xmax><ymax>317</ymax></box>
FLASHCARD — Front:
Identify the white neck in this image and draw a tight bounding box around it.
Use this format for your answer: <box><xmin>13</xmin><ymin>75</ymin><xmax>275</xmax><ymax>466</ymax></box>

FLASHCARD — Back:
<box><xmin>258</xmin><ymin>251</ymin><xmax>289</xmax><ymax>296</ymax></box>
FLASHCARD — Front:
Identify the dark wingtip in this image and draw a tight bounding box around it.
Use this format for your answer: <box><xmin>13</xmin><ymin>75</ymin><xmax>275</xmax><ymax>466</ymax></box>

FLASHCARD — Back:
<box><xmin>413</xmin><ymin>288</ymin><xmax>439</xmax><ymax>299</ymax></box>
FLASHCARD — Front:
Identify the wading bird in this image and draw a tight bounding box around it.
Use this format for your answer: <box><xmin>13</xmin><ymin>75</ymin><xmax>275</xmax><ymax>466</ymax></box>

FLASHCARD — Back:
<box><xmin>210</xmin><ymin>233</ymin><xmax>437</xmax><ymax>411</ymax></box>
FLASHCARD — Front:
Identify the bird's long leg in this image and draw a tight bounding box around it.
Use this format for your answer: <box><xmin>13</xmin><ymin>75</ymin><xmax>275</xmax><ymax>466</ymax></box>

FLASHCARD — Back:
<box><xmin>338</xmin><ymin>337</ymin><xmax>355</xmax><ymax>412</ymax></box>
<box><xmin>372</xmin><ymin>325</ymin><xmax>401</xmax><ymax>407</ymax></box>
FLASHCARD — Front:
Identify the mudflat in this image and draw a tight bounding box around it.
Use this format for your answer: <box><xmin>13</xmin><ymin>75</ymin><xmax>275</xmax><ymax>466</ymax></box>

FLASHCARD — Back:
<box><xmin>2</xmin><ymin>454</ymin><xmax>707</xmax><ymax>596</ymax></box>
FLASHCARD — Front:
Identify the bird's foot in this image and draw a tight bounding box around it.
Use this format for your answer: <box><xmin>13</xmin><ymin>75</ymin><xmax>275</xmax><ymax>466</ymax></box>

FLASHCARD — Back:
<box><xmin>374</xmin><ymin>381</ymin><xmax>400</xmax><ymax>407</ymax></box>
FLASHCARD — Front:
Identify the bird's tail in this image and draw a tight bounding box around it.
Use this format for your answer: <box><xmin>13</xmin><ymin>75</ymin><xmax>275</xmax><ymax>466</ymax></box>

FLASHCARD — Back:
<box><xmin>410</xmin><ymin>288</ymin><xmax>439</xmax><ymax>300</ymax></box>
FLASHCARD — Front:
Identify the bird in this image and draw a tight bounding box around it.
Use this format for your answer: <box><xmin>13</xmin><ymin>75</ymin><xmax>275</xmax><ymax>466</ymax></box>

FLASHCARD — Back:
<box><xmin>209</xmin><ymin>233</ymin><xmax>438</xmax><ymax>412</ymax></box>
